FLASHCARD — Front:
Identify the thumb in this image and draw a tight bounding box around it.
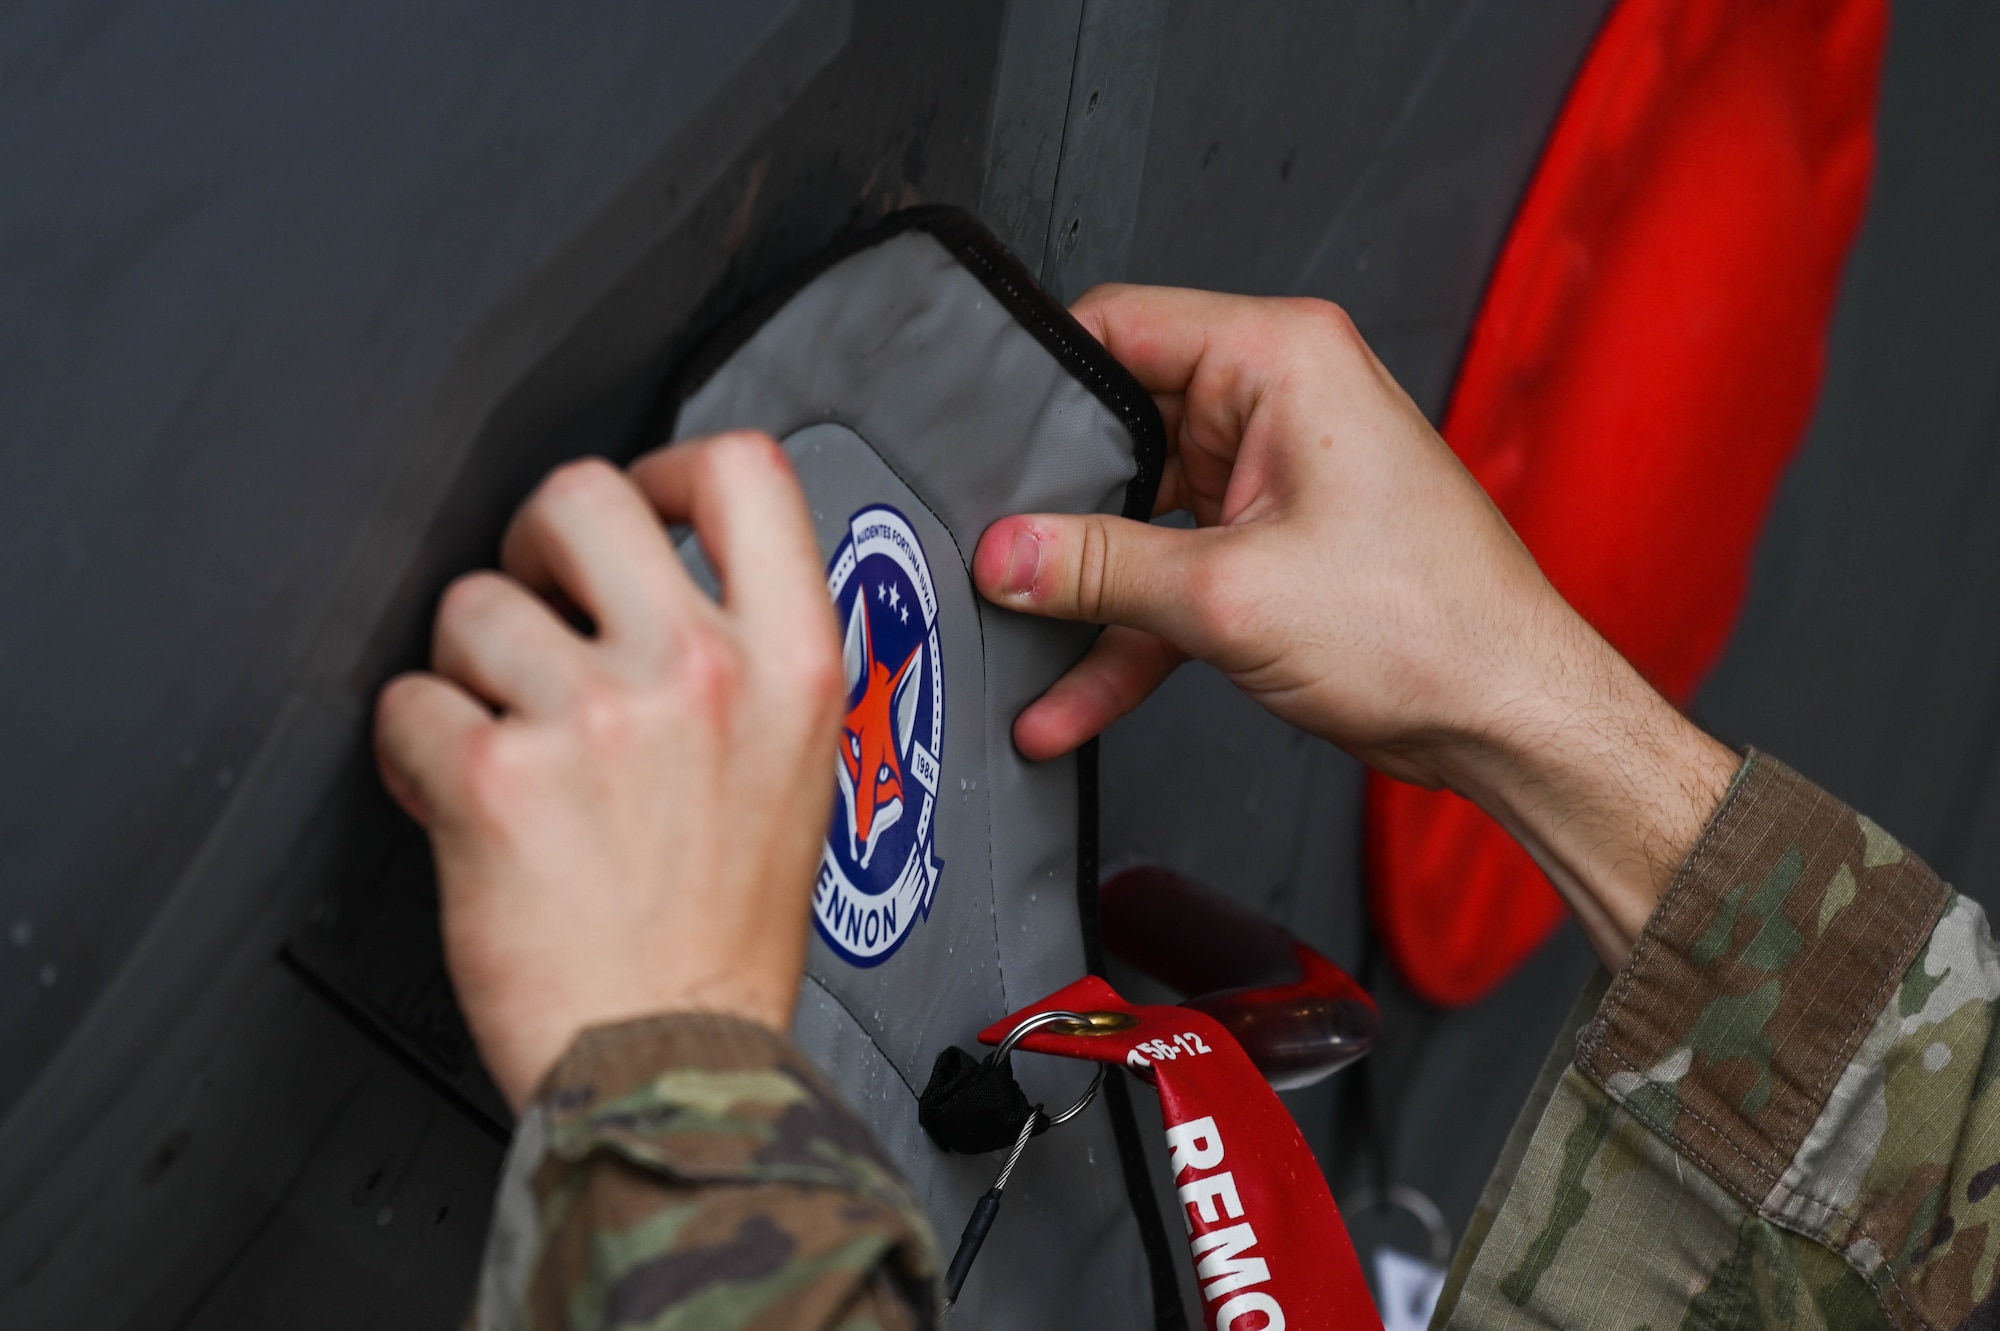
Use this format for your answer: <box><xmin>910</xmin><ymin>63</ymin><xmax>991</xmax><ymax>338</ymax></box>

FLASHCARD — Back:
<box><xmin>973</xmin><ymin>513</ymin><xmax>1224</xmax><ymax>655</ymax></box>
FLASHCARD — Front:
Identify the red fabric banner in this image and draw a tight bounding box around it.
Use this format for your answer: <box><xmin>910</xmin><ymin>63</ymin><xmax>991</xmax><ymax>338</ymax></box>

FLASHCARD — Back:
<box><xmin>1369</xmin><ymin>0</ymin><xmax>1888</xmax><ymax>1005</ymax></box>
<box><xmin>982</xmin><ymin>978</ymin><xmax>1381</xmax><ymax>1330</ymax></box>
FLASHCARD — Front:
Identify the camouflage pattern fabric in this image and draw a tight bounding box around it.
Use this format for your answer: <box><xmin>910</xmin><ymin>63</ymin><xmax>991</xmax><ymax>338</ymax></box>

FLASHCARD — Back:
<box><xmin>1436</xmin><ymin>750</ymin><xmax>2000</xmax><ymax>1331</ymax></box>
<box><xmin>467</xmin><ymin>749</ymin><xmax>2000</xmax><ymax>1331</ymax></box>
<box><xmin>471</xmin><ymin>1013</ymin><xmax>938</xmax><ymax>1331</ymax></box>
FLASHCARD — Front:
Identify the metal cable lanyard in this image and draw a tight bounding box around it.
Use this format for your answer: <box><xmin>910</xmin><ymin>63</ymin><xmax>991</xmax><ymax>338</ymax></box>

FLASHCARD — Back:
<box><xmin>941</xmin><ymin>1009</ymin><xmax>1106</xmax><ymax>1306</ymax></box>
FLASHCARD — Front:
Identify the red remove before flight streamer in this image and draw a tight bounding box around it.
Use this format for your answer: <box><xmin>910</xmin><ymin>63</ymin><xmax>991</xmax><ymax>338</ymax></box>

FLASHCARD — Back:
<box><xmin>1369</xmin><ymin>0</ymin><xmax>1888</xmax><ymax>1005</ymax></box>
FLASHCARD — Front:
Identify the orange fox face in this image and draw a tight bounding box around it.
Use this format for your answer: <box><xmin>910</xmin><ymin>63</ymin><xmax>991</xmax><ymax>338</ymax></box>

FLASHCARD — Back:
<box><xmin>836</xmin><ymin>591</ymin><xmax>922</xmax><ymax>869</ymax></box>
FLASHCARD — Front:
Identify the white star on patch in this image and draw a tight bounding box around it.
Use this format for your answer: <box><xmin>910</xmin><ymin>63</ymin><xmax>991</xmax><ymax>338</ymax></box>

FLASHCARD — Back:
<box><xmin>877</xmin><ymin>583</ymin><xmax>888</xmax><ymax>603</ymax></box>
<box><xmin>887</xmin><ymin>584</ymin><xmax>901</xmax><ymax>611</ymax></box>
<box><xmin>900</xmin><ymin>606</ymin><xmax>909</xmax><ymax>624</ymax></box>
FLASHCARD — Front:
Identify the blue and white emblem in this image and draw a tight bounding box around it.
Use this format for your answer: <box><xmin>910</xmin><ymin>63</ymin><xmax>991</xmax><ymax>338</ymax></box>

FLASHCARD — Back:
<box><xmin>817</xmin><ymin>505</ymin><xmax>945</xmax><ymax>966</ymax></box>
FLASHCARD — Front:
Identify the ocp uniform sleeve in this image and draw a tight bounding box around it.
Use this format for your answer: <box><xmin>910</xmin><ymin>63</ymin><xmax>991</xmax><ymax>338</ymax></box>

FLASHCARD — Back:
<box><xmin>471</xmin><ymin>1013</ymin><xmax>939</xmax><ymax>1331</ymax></box>
<box><xmin>1438</xmin><ymin>749</ymin><xmax>2000</xmax><ymax>1331</ymax></box>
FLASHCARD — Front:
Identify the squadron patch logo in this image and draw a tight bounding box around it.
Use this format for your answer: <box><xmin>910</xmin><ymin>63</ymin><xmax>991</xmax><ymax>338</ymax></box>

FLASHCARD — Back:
<box><xmin>817</xmin><ymin>505</ymin><xmax>945</xmax><ymax>966</ymax></box>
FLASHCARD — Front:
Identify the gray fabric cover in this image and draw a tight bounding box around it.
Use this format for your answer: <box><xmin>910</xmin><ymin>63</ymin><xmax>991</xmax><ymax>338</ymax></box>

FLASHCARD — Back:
<box><xmin>671</xmin><ymin>228</ymin><xmax>1149</xmax><ymax>1328</ymax></box>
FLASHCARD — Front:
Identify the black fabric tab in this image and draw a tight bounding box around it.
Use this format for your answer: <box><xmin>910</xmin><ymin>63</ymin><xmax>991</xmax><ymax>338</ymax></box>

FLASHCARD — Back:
<box><xmin>918</xmin><ymin>1046</ymin><xmax>1045</xmax><ymax>1155</ymax></box>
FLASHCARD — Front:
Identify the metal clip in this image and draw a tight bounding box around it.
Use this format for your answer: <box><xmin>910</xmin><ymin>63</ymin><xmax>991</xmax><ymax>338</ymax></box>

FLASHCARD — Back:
<box><xmin>942</xmin><ymin>1009</ymin><xmax>1108</xmax><ymax>1304</ymax></box>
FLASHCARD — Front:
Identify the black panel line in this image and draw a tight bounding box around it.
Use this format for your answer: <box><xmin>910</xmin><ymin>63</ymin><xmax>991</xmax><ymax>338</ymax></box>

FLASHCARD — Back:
<box><xmin>279</xmin><ymin>949</ymin><xmax>513</xmax><ymax>1145</ymax></box>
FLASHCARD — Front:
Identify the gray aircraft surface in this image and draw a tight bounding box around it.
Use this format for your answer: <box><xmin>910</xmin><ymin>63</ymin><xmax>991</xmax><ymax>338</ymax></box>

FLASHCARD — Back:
<box><xmin>4</xmin><ymin>3</ymin><xmax>1999</xmax><ymax>1328</ymax></box>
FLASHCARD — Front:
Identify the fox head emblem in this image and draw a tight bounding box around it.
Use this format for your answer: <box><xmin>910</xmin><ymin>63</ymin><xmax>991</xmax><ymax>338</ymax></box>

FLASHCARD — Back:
<box><xmin>814</xmin><ymin>506</ymin><xmax>945</xmax><ymax>966</ymax></box>
<box><xmin>836</xmin><ymin>591</ymin><xmax>923</xmax><ymax>870</ymax></box>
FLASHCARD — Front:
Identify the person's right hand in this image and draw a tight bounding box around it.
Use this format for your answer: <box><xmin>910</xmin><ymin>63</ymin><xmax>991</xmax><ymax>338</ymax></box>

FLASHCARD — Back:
<box><xmin>973</xmin><ymin>286</ymin><xmax>1738</xmax><ymax>966</ymax></box>
<box><xmin>976</xmin><ymin>286</ymin><xmax>1576</xmax><ymax>785</ymax></box>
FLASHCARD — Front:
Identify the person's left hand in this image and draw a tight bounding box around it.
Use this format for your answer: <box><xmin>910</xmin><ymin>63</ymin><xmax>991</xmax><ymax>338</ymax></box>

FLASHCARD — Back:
<box><xmin>373</xmin><ymin>434</ymin><xmax>843</xmax><ymax>1112</ymax></box>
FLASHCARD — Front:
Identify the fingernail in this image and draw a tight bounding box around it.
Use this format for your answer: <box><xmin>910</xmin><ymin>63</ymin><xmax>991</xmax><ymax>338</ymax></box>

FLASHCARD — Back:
<box><xmin>1002</xmin><ymin>528</ymin><xmax>1042</xmax><ymax>596</ymax></box>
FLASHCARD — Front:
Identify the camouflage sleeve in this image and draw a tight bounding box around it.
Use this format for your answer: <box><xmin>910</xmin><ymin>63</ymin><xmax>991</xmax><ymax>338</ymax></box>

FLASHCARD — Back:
<box><xmin>1438</xmin><ymin>749</ymin><xmax>2000</xmax><ymax>1331</ymax></box>
<box><xmin>470</xmin><ymin>1013</ymin><xmax>939</xmax><ymax>1331</ymax></box>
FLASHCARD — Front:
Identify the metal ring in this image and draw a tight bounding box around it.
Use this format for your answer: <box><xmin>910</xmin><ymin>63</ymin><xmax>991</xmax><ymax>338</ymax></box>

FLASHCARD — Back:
<box><xmin>990</xmin><ymin>1009</ymin><xmax>1107</xmax><ymax>1128</ymax></box>
<box><xmin>991</xmin><ymin>1009</ymin><xmax>1088</xmax><ymax>1061</ymax></box>
<box><xmin>1346</xmin><ymin>1183</ymin><xmax>1452</xmax><ymax>1266</ymax></box>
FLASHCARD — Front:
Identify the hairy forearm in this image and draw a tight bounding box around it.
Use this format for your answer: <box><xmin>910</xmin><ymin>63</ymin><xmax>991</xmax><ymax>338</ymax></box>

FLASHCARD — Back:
<box><xmin>1437</xmin><ymin>614</ymin><xmax>1741</xmax><ymax>971</ymax></box>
